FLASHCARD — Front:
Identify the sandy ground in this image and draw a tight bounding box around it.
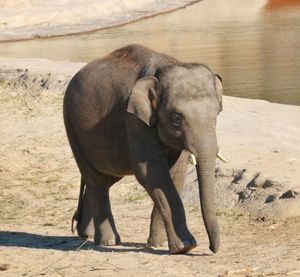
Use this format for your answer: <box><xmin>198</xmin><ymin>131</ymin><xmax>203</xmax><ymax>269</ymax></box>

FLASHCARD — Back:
<box><xmin>0</xmin><ymin>0</ymin><xmax>198</xmax><ymax>41</ymax></box>
<box><xmin>0</xmin><ymin>58</ymin><xmax>300</xmax><ymax>276</ymax></box>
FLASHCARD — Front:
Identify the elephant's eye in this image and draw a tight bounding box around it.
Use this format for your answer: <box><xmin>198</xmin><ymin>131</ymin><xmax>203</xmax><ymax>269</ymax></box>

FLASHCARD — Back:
<box><xmin>171</xmin><ymin>113</ymin><xmax>182</xmax><ymax>126</ymax></box>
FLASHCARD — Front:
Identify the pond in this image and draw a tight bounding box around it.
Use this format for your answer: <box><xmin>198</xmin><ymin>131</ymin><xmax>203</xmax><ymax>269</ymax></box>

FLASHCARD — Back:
<box><xmin>1</xmin><ymin>0</ymin><xmax>300</xmax><ymax>105</ymax></box>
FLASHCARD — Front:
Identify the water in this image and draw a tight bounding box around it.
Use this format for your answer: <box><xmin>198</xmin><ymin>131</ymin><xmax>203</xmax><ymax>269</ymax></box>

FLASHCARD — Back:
<box><xmin>1</xmin><ymin>0</ymin><xmax>300</xmax><ymax>105</ymax></box>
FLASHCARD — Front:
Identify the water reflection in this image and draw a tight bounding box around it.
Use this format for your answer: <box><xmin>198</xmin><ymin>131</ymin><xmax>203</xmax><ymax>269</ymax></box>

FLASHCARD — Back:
<box><xmin>0</xmin><ymin>0</ymin><xmax>299</xmax><ymax>105</ymax></box>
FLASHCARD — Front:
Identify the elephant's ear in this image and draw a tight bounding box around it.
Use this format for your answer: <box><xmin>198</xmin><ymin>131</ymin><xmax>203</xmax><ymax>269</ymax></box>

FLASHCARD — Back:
<box><xmin>127</xmin><ymin>76</ymin><xmax>159</xmax><ymax>126</ymax></box>
<box><xmin>215</xmin><ymin>74</ymin><xmax>223</xmax><ymax>114</ymax></box>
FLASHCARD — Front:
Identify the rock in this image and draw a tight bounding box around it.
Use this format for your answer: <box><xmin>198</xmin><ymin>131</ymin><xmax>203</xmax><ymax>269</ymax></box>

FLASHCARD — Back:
<box><xmin>265</xmin><ymin>194</ymin><xmax>278</xmax><ymax>203</ymax></box>
<box><xmin>279</xmin><ymin>190</ymin><xmax>299</xmax><ymax>199</ymax></box>
<box><xmin>231</xmin><ymin>169</ymin><xmax>247</xmax><ymax>184</ymax></box>
<box><xmin>0</xmin><ymin>264</ymin><xmax>9</xmax><ymax>271</ymax></box>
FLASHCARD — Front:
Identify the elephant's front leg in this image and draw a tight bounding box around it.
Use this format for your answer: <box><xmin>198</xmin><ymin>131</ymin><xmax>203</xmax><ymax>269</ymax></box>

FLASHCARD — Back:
<box><xmin>147</xmin><ymin>151</ymin><xmax>192</xmax><ymax>248</ymax></box>
<box><xmin>126</xmin><ymin>116</ymin><xmax>196</xmax><ymax>254</ymax></box>
<box><xmin>137</xmin><ymin>159</ymin><xmax>196</xmax><ymax>254</ymax></box>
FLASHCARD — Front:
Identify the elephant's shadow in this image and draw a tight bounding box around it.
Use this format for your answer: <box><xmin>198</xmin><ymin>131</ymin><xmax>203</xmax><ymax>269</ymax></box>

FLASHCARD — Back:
<box><xmin>0</xmin><ymin>231</ymin><xmax>209</xmax><ymax>256</ymax></box>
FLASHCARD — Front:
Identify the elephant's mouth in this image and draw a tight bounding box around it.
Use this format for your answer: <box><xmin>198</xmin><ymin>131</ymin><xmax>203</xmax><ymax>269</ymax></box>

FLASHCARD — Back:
<box><xmin>189</xmin><ymin>151</ymin><xmax>227</xmax><ymax>165</ymax></box>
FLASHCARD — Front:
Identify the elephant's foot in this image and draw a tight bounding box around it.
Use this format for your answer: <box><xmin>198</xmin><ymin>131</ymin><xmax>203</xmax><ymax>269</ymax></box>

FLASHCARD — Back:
<box><xmin>147</xmin><ymin>230</ymin><xmax>168</xmax><ymax>248</ymax></box>
<box><xmin>148</xmin><ymin>204</ymin><xmax>197</xmax><ymax>253</ymax></box>
<box><xmin>94</xmin><ymin>218</ymin><xmax>121</xmax><ymax>246</ymax></box>
<box><xmin>77</xmin><ymin>225</ymin><xmax>94</xmax><ymax>239</ymax></box>
<box><xmin>169</xmin><ymin>237</ymin><xmax>197</xmax><ymax>254</ymax></box>
<box><xmin>167</xmin><ymin>226</ymin><xmax>197</xmax><ymax>254</ymax></box>
<box><xmin>147</xmin><ymin>237</ymin><xmax>168</xmax><ymax>248</ymax></box>
<box><xmin>77</xmin><ymin>217</ymin><xmax>94</xmax><ymax>239</ymax></box>
<box><xmin>169</xmin><ymin>233</ymin><xmax>198</xmax><ymax>254</ymax></box>
<box><xmin>95</xmin><ymin>236</ymin><xmax>121</xmax><ymax>246</ymax></box>
<box><xmin>148</xmin><ymin>226</ymin><xmax>197</xmax><ymax>254</ymax></box>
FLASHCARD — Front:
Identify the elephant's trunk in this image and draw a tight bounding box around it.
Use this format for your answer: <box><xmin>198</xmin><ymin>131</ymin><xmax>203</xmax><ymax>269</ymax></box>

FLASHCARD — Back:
<box><xmin>192</xmin><ymin>131</ymin><xmax>220</xmax><ymax>253</ymax></box>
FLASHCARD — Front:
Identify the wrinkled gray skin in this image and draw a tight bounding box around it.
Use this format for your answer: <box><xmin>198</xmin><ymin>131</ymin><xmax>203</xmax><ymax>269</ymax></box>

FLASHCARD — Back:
<box><xmin>64</xmin><ymin>44</ymin><xmax>223</xmax><ymax>254</ymax></box>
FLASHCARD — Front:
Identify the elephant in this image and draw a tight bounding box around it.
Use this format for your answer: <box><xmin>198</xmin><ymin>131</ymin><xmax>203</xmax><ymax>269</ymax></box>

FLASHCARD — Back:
<box><xmin>63</xmin><ymin>44</ymin><xmax>224</xmax><ymax>254</ymax></box>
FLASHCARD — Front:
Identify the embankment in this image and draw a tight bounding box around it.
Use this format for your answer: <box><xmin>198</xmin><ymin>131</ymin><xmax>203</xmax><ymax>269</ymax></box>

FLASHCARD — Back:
<box><xmin>0</xmin><ymin>0</ymin><xmax>199</xmax><ymax>41</ymax></box>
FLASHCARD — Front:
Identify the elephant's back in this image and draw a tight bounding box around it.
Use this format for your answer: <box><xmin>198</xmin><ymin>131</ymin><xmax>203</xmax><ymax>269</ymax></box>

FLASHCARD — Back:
<box><xmin>64</xmin><ymin>44</ymin><xmax>175</xmax><ymax>128</ymax></box>
<box><xmin>65</xmin><ymin>56</ymin><xmax>139</xmax><ymax>127</ymax></box>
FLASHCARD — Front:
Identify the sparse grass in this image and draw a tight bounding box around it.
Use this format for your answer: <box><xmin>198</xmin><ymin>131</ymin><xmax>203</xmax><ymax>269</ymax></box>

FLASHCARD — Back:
<box><xmin>45</xmin><ymin>175</ymin><xmax>60</xmax><ymax>184</ymax></box>
<box><xmin>188</xmin><ymin>205</ymin><xmax>199</xmax><ymax>213</ymax></box>
<box><xmin>43</xmin><ymin>223</ymin><xmax>54</xmax><ymax>226</ymax></box>
<box><xmin>216</xmin><ymin>210</ymin><xmax>245</xmax><ymax>219</ymax></box>
<box><xmin>127</xmin><ymin>191</ymin><xmax>148</xmax><ymax>202</ymax></box>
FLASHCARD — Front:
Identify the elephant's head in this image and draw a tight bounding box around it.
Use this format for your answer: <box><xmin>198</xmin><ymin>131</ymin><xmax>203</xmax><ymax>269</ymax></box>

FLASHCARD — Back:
<box><xmin>127</xmin><ymin>64</ymin><xmax>223</xmax><ymax>253</ymax></box>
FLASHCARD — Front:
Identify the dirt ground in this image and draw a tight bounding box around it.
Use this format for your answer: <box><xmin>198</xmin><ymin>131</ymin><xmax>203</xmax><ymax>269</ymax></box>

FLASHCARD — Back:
<box><xmin>0</xmin><ymin>76</ymin><xmax>300</xmax><ymax>276</ymax></box>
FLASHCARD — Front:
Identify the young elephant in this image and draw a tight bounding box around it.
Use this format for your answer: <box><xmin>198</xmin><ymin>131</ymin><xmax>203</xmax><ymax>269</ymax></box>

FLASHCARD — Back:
<box><xmin>63</xmin><ymin>44</ymin><xmax>223</xmax><ymax>254</ymax></box>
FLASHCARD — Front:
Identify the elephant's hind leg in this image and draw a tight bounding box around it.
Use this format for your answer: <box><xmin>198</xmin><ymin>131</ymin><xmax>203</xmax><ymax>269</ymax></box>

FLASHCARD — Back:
<box><xmin>83</xmin><ymin>172</ymin><xmax>121</xmax><ymax>246</ymax></box>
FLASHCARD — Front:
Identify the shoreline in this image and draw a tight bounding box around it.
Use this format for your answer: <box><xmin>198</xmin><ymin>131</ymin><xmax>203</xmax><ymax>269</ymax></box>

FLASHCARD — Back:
<box><xmin>0</xmin><ymin>0</ymin><xmax>200</xmax><ymax>42</ymax></box>
<box><xmin>1</xmin><ymin>56</ymin><xmax>299</xmax><ymax>220</ymax></box>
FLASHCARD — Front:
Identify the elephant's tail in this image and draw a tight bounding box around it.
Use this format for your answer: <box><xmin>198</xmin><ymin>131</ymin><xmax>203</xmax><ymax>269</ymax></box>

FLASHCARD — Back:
<box><xmin>71</xmin><ymin>177</ymin><xmax>85</xmax><ymax>233</ymax></box>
